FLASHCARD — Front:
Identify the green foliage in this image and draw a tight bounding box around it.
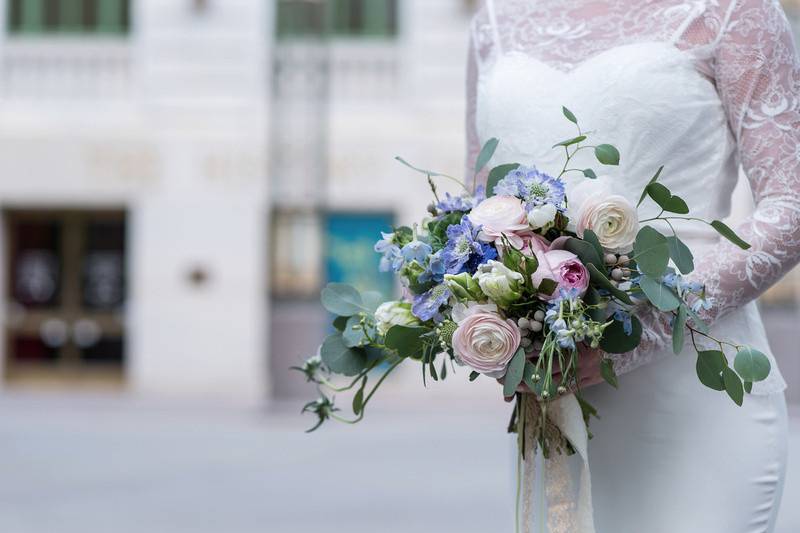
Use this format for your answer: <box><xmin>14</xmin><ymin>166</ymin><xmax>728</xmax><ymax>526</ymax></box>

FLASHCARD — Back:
<box><xmin>384</xmin><ymin>325</ymin><xmax>427</xmax><ymax>359</ymax></box>
<box><xmin>695</xmin><ymin>350</ymin><xmax>726</xmax><ymax>391</ymax></box>
<box><xmin>666</xmin><ymin>236</ymin><xmax>694</xmax><ymax>274</ymax></box>
<box><xmin>582</xmin><ymin>168</ymin><xmax>597</xmax><ymax>179</ymax></box>
<box><xmin>638</xmin><ymin>275</ymin><xmax>681</xmax><ymax>312</ymax></box>
<box><xmin>469</xmin><ymin>371</ymin><xmax>480</xmax><ymax>382</ymax></box>
<box><xmin>393</xmin><ymin>226</ymin><xmax>414</xmax><ymax>246</ymax></box>
<box><xmin>486</xmin><ymin>163</ymin><xmax>520</xmax><ymax>197</ymax></box>
<box><xmin>427</xmin><ymin>211</ymin><xmax>464</xmax><ymax>249</ymax></box>
<box><xmin>594</xmin><ymin>144</ymin><xmax>620</xmax><ymax>166</ymax></box>
<box><xmin>583</xmin><ymin>287</ymin><xmax>606</xmax><ymax>323</ymax></box>
<box><xmin>582</xmin><ymin>229</ymin><xmax>604</xmax><ymax>258</ymax></box>
<box><xmin>475</xmin><ymin>138</ymin><xmax>500</xmax><ymax>175</ymax></box>
<box><xmin>333</xmin><ymin>315</ymin><xmax>348</xmax><ymax>332</ymax></box>
<box><xmin>586</xmin><ymin>263</ymin><xmax>633</xmax><ymax>305</ymax></box>
<box><xmin>646</xmin><ymin>183</ymin><xmax>689</xmax><ymax>214</ymax></box>
<box><xmin>710</xmin><ymin>220</ymin><xmax>751</xmax><ymax>250</ymax></box>
<box><xmin>320</xmin><ymin>334</ymin><xmax>368</xmax><ymax>376</ymax></box>
<box><xmin>600</xmin><ymin>358</ymin><xmax>618</xmax><ymax>388</ymax></box>
<box><xmin>321</xmin><ymin>283</ymin><xmax>369</xmax><ymax>316</ymax></box>
<box><xmin>633</xmin><ymin>226</ymin><xmax>670</xmax><ymax>278</ymax></box>
<box><xmin>538</xmin><ymin>278</ymin><xmax>558</xmax><ymax>296</ymax></box>
<box><xmin>684</xmin><ymin>305</ymin><xmax>710</xmax><ymax>334</ymax></box>
<box><xmin>342</xmin><ymin>315</ymin><xmax>376</xmax><ymax>348</ymax></box>
<box><xmin>638</xmin><ymin>166</ymin><xmax>664</xmax><ymax>207</ymax></box>
<box><xmin>733</xmin><ymin>347</ymin><xmax>771</xmax><ymax>383</ymax></box>
<box><xmin>723</xmin><ymin>366</ymin><xmax>744</xmax><ymax>406</ymax></box>
<box><xmin>600</xmin><ymin>316</ymin><xmax>642</xmax><ymax>353</ymax></box>
<box><xmin>564</xmin><ymin>237</ymin><xmax>604</xmax><ymax>271</ymax></box>
<box><xmin>352</xmin><ymin>377</ymin><xmax>367</xmax><ymax>415</ymax></box>
<box><xmin>562</xmin><ymin>106</ymin><xmax>578</xmax><ymax>124</ymax></box>
<box><xmin>553</xmin><ymin>135</ymin><xmax>587</xmax><ymax>148</ymax></box>
<box><xmin>672</xmin><ymin>305</ymin><xmax>687</xmax><ymax>355</ymax></box>
<box><xmin>503</xmin><ymin>348</ymin><xmax>526</xmax><ymax>398</ymax></box>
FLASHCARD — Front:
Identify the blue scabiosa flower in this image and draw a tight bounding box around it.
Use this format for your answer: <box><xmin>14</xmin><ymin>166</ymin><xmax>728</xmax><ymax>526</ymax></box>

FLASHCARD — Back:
<box><xmin>441</xmin><ymin>217</ymin><xmax>496</xmax><ymax>275</ymax></box>
<box><xmin>374</xmin><ymin>232</ymin><xmax>403</xmax><ymax>272</ymax></box>
<box><xmin>436</xmin><ymin>185</ymin><xmax>486</xmax><ymax>215</ymax></box>
<box><xmin>412</xmin><ymin>284</ymin><xmax>451</xmax><ymax>322</ymax></box>
<box><xmin>493</xmin><ymin>166</ymin><xmax>566</xmax><ymax>212</ymax></box>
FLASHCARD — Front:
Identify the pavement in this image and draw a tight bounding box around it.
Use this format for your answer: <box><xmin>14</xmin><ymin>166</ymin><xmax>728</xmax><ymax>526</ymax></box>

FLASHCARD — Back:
<box><xmin>0</xmin><ymin>393</ymin><xmax>797</xmax><ymax>533</ymax></box>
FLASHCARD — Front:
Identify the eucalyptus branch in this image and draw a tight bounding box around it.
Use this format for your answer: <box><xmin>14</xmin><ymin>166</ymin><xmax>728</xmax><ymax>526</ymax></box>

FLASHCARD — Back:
<box><xmin>329</xmin><ymin>358</ymin><xmax>404</xmax><ymax>424</ymax></box>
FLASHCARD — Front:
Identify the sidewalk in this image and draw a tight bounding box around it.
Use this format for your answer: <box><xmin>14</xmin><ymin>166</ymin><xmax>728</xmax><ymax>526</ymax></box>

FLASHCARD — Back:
<box><xmin>0</xmin><ymin>393</ymin><xmax>796</xmax><ymax>533</ymax></box>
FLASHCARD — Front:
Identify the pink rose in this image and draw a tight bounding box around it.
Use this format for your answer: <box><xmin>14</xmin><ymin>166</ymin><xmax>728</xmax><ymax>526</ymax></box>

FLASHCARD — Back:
<box><xmin>469</xmin><ymin>195</ymin><xmax>529</xmax><ymax>248</ymax></box>
<box><xmin>530</xmin><ymin>249</ymin><xmax>589</xmax><ymax>300</ymax></box>
<box><xmin>452</xmin><ymin>310</ymin><xmax>521</xmax><ymax>378</ymax></box>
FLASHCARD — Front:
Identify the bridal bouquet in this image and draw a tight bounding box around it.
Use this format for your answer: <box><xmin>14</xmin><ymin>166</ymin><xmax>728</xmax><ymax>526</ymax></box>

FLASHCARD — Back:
<box><xmin>294</xmin><ymin>107</ymin><xmax>772</xmax><ymax>458</ymax></box>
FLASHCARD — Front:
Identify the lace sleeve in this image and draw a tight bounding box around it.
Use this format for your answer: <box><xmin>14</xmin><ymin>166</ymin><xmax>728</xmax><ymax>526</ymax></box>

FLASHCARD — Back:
<box><xmin>690</xmin><ymin>0</ymin><xmax>800</xmax><ymax>323</ymax></box>
<box><xmin>466</xmin><ymin>35</ymin><xmax>484</xmax><ymax>184</ymax></box>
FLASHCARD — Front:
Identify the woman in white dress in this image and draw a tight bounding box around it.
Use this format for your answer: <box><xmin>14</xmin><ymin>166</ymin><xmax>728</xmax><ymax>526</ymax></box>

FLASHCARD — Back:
<box><xmin>466</xmin><ymin>1</ymin><xmax>797</xmax><ymax>531</ymax></box>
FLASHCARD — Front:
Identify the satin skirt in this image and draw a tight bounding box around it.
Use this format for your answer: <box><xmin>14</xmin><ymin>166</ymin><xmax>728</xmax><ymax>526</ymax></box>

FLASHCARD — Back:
<box><xmin>577</xmin><ymin>350</ymin><xmax>788</xmax><ymax>533</ymax></box>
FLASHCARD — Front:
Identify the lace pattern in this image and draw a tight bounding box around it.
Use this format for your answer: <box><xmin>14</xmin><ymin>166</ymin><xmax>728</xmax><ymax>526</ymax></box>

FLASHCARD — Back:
<box><xmin>466</xmin><ymin>0</ymin><xmax>800</xmax><ymax>382</ymax></box>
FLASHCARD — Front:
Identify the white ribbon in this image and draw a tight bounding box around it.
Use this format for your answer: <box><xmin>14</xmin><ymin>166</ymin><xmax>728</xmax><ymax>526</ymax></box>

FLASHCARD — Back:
<box><xmin>520</xmin><ymin>393</ymin><xmax>596</xmax><ymax>533</ymax></box>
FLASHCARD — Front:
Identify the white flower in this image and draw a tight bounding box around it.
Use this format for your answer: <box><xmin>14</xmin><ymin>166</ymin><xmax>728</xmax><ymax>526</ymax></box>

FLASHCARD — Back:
<box><xmin>468</xmin><ymin>195</ymin><xmax>529</xmax><ymax>247</ymax></box>
<box><xmin>473</xmin><ymin>260</ymin><xmax>525</xmax><ymax>307</ymax></box>
<box><xmin>374</xmin><ymin>301</ymin><xmax>419</xmax><ymax>336</ymax></box>
<box><xmin>527</xmin><ymin>203</ymin><xmax>558</xmax><ymax>230</ymax></box>
<box><xmin>568</xmin><ymin>178</ymin><xmax>639</xmax><ymax>252</ymax></box>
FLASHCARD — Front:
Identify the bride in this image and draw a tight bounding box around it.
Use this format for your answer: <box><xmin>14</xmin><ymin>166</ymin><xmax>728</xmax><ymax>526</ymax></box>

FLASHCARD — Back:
<box><xmin>466</xmin><ymin>0</ymin><xmax>797</xmax><ymax>531</ymax></box>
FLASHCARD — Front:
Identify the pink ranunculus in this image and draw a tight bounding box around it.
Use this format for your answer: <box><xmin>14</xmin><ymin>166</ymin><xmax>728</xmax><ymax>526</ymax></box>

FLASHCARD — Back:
<box><xmin>452</xmin><ymin>312</ymin><xmax>521</xmax><ymax>378</ymax></box>
<box><xmin>469</xmin><ymin>195</ymin><xmax>529</xmax><ymax>248</ymax></box>
<box><xmin>495</xmin><ymin>230</ymin><xmax>551</xmax><ymax>259</ymax></box>
<box><xmin>530</xmin><ymin>249</ymin><xmax>589</xmax><ymax>300</ymax></box>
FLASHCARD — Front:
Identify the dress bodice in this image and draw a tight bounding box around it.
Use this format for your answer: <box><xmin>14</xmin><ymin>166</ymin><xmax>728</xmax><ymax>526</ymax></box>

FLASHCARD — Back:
<box><xmin>466</xmin><ymin>0</ymin><xmax>800</xmax><ymax>394</ymax></box>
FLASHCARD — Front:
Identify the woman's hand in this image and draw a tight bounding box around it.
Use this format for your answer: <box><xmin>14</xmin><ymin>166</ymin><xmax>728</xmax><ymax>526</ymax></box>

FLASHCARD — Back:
<box><xmin>499</xmin><ymin>345</ymin><xmax>606</xmax><ymax>400</ymax></box>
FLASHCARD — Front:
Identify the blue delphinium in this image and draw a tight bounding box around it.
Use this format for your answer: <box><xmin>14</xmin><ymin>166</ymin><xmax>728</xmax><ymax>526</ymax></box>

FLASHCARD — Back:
<box><xmin>436</xmin><ymin>185</ymin><xmax>486</xmax><ymax>215</ymax></box>
<box><xmin>419</xmin><ymin>250</ymin><xmax>446</xmax><ymax>284</ymax></box>
<box><xmin>494</xmin><ymin>166</ymin><xmax>566</xmax><ymax>212</ymax></box>
<box><xmin>412</xmin><ymin>284</ymin><xmax>451</xmax><ymax>322</ymax></box>
<box><xmin>441</xmin><ymin>217</ymin><xmax>495</xmax><ymax>274</ymax></box>
<box><xmin>374</xmin><ymin>232</ymin><xmax>403</xmax><ymax>272</ymax></box>
<box><xmin>401</xmin><ymin>240</ymin><xmax>433</xmax><ymax>264</ymax></box>
<box><xmin>613</xmin><ymin>308</ymin><xmax>634</xmax><ymax>336</ymax></box>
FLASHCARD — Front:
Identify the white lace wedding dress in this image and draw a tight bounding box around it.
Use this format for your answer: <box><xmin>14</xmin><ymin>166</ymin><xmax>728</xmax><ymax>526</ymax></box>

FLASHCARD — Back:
<box><xmin>467</xmin><ymin>0</ymin><xmax>796</xmax><ymax>531</ymax></box>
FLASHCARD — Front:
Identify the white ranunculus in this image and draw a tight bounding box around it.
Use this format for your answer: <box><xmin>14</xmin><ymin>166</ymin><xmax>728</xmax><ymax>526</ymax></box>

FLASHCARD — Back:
<box><xmin>473</xmin><ymin>260</ymin><xmax>525</xmax><ymax>307</ymax></box>
<box><xmin>527</xmin><ymin>203</ymin><xmax>558</xmax><ymax>230</ymax></box>
<box><xmin>568</xmin><ymin>178</ymin><xmax>639</xmax><ymax>252</ymax></box>
<box><xmin>374</xmin><ymin>301</ymin><xmax>419</xmax><ymax>336</ymax></box>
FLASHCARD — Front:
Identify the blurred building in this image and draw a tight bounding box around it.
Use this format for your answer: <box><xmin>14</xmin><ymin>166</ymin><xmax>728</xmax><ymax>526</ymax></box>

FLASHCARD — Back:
<box><xmin>0</xmin><ymin>0</ymin><xmax>270</xmax><ymax>401</ymax></box>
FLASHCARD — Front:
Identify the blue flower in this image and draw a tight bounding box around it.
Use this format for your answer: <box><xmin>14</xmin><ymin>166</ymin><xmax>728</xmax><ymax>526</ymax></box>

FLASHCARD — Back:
<box><xmin>419</xmin><ymin>250</ymin><xmax>446</xmax><ymax>284</ymax></box>
<box><xmin>436</xmin><ymin>186</ymin><xmax>486</xmax><ymax>215</ymax></box>
<box><xmin>401</xmin><ymin>240</ymin><xmax>433</xmax><ymax>264</ymax></box>
<box><xmin>613</xmin><ymin>309</ymin><xmax>634</xmax><ymax>336</ymax></box>
<box><xmin>374</xmin><ymin>232</ymin><xmax>403</xmax><ymax>272</ymax></box>
<box><xmin>412</xmin><ymin>284</ymin><xmax>451</xmax><ymax>322</ymax></box>
<box><xmin>441</xmin><ymin>217</ymin><xmax>495</xmax><ymax>275</ymax></box>
<box><xmin>493</xmin><ymin>166</ymin><xmax>566</xmax><ymax>212</ymax></box>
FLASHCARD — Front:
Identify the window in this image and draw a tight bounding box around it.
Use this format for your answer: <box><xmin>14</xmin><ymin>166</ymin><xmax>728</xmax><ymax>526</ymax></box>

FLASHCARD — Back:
<box><xmin>276</xmin><ymin>0</ymin><xmax>398</xmax><ymax>39</ymax></box>
<box><xmin>7</xmin><ymin>0</ymin><xmax>130</xmax><ymax>35</ymax></box>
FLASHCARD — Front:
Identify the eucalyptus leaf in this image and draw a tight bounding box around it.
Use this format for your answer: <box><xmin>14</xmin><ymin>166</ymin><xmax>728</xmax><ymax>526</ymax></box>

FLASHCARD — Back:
<box><xmin>711</xmin><ymin>220</ymin><xmax>751</xmax><ymax>250</ymax></box>
<box><xmin>429</xmin><ymin>360</ymin><xmax>439</xmax><ymax>381</ymax></box>
<box><xmin>673</xmin><ymin>305</ymin><xmax>687</xmax><ymax>354</ymax></box>
<box><xmin>600</xmin><ymin>316</ymin><xmax>642</xmax><ymax>354</ymax></box>
<box><xmin>583</xmin><ymin>287</ymin><xmax>606</xmax><ymax>323</ymax></box>
<box><xmin>503</xmin><ymin>348</ymin><xmax>526</xmax><ymax>398</ymax></box>
<box><xmin>723</xmin><ymin>366</ymin><xmax>744</xmax><ymax>406</ymax></box>
<box><xmin>595</xmin><ymin>144</ymin><xmax>620</xmax><ymax>166</ymax></box>
<box><xmin>352</xmin><ymin>378</ymin><xmax>366</xmax><ymax>414</ymax></box>
<box><xmin>342</xmin><ymin>315</ymin><xmax>366</xmax><ymax>348</ymax></box>
<box><xmin>733</xmin><ymin>347</ymin><xmax>771</xmax><ymax>383</ymax></box>
<box><xmin>332</xmin><ymin>316</ymin><xmax>348</xmax><ymax>332</ymax></box>
<box><xmin>321</xmin><ymin>283</ymin><xmax>365</xmax><ymax>316</ymax></box>
<box><xmin>320</xmin><ymin>334</ymin><xmax>368</xmax><ymax>376</ymax></box>
<box><xmin>562</xmin><ymin>106</ymin><xmax>578</xmax><ymax>124</ymax></box>
<box><xmin>646</xmin><ymin>183</ymin><xmax>689</xmax><ymax>214</ymax></box>
<box><xmin>667</xmin><ymin>236</ymin><xmax>694</xmax><ymax>274</ymax></box>
<box><xmin>696</xmin><ymin>350</ymin><xmax>726</xmax><ymax>391</ymax></box>
<box><xmin>553</xmin><ymin>135</ymin><xmax>587</xmax><ymax>148</ymax></box>
<box><xmin>564</xmin><ymin>237</ymin><xmax>603</xmax><ymax>270</ymax></box>
<box><xmin>523</xmin><ymin>361</ymin><xmax>537</xmax><ymax>391</ymax></box>
<box><xmin>744</xmin><ymin>381</ymin><xmax>753</xmax><ymax>394</ymax></box>
<box><xmin>587</xmin><ymin>263</ymin><xmax>633</xmax><ymax>305</ymax></box>
<box><xmin>361</xmin><ymin>291</ymin><xmax>384</xmax><ymax>313</ymax></box>
<box><xmin>582</xmin><ymin>168</ymin><xmax>597</xmax><ymax>179</ymax></box>
<box><xmin>685</xmin><ymin>305</ymin><xmax>710</xmax><ymax>334</ymax></box>
<box><xmin>469</xmin><ymin>371</ymin><xmax>480</xmax><ymax>382</ymax></box>
<box><xmin>384</xmin><ymin>325</ymin><xmax>427</xmax><ymax>359</ymax></box>
<box><xmin>637</xmin><ymin>166</ymin><xmax>664</xmax><ymax>207</ymax></box>
<box><xmin>582</xmin><ymin>229</ymin><xmax>604</xmax><ymax>258</ymax></box>
<box><xmin>475</xmin><ymin>138</ymin><xmax>500</xmax><ymax>175</ymax></box>
<box><xmin>486</xmin><ymin>163</ymin><xmax>520</xmax><ymax>197</ymax></box>
<box><xmin>600</xmin><ymin>358</ymin><xmax>618</xmax><ymax>388</ymax></box>
<box><xmin>633</xmin><ymin>226</ymin><xmax>670</xmax><ymax>278</ymax></box>
<box><xmin>639</xmin><ymin>275</ymin><xmax>681</xmax><ymax>312</ymax></box>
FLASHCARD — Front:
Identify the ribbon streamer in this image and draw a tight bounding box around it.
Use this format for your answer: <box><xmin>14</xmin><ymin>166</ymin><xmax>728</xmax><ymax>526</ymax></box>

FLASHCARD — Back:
<box><xmin>519</xmin><ymin>394</ymin><xmax>596</xmax><ymax>533</ymax></box>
